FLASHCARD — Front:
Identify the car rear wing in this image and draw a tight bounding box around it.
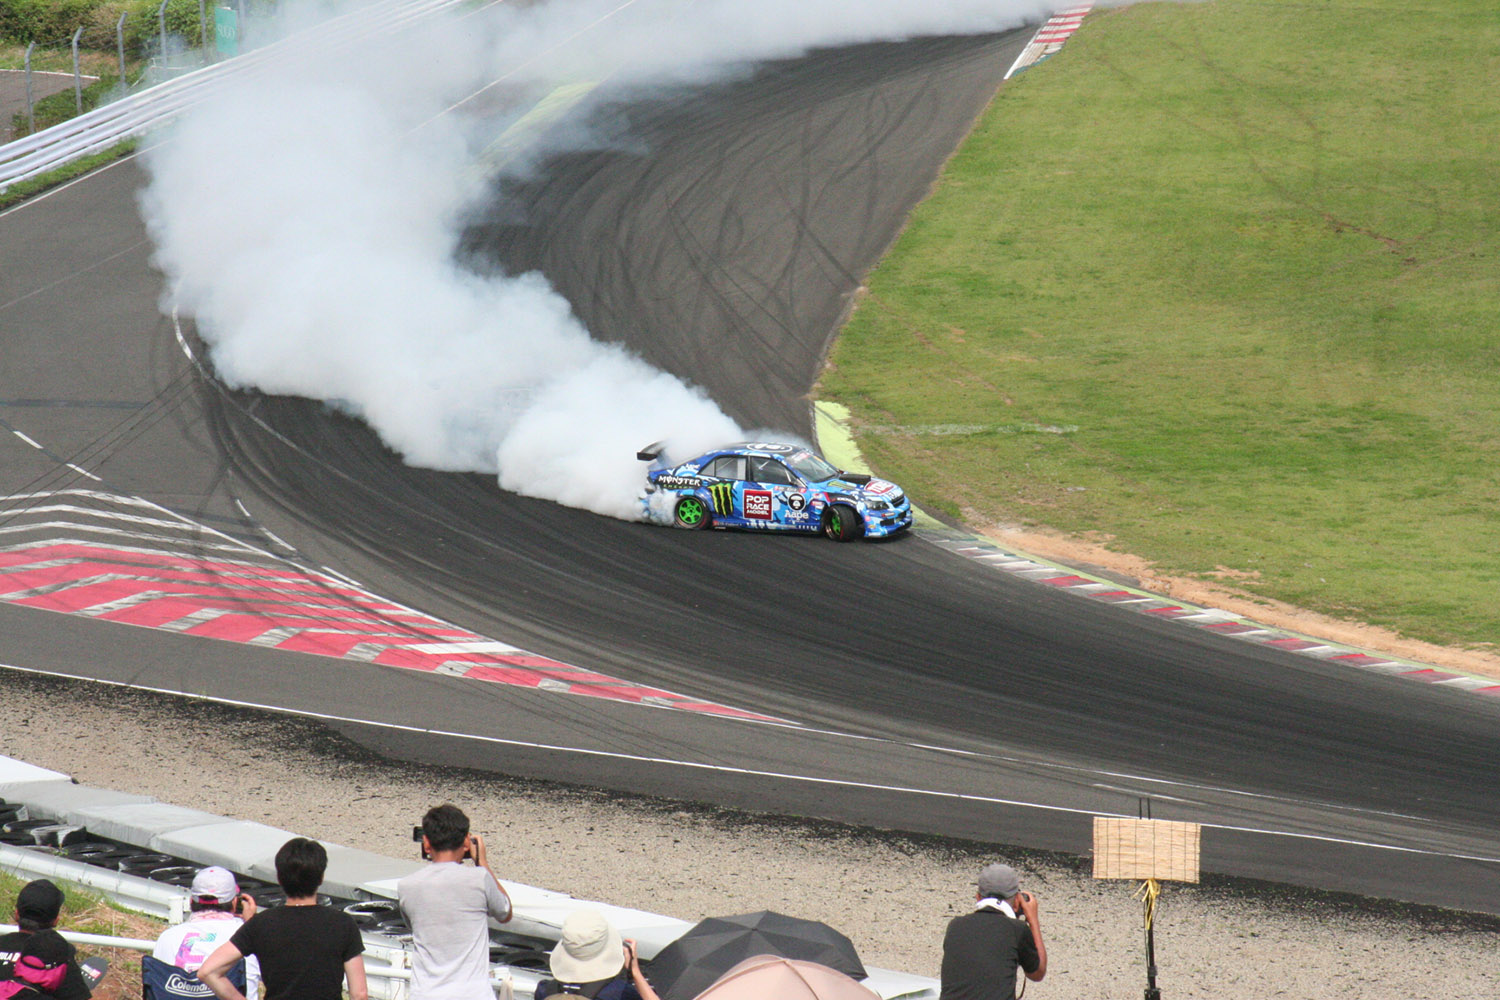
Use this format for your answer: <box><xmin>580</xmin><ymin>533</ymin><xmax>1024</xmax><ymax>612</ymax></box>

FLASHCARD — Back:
<box><xmin>637</xmin><ymin>441</ymin><xmax>666</xmax><ymax>462</ymax></box>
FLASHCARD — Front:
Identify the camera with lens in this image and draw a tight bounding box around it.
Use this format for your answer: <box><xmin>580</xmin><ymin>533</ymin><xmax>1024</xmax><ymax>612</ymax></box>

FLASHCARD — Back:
<box><xmin>413</xmin><ymin>826</ymin><xmax>481</xmax><ymax>861</ymax></box>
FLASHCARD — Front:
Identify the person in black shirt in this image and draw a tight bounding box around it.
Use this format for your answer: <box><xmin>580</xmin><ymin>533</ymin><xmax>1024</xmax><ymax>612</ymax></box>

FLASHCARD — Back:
<box><xmin>0</xmin><ymin>882</ymin><xmax>91</xmax><ymax>1000</ymax></box>
<box><xmin>939</xmin><ymin>864</ymin><xmax>1047</xmax><ymax>1000</ymax></box>
<box><xmin>197</xmin><ymin>839</ymin><xmax>366</xmax><ymax>1000</ymax></box>
<box><xmin>0</xmin><ymin>929</ymin><xmax>72</xmax><ymax>1000</ymax></box>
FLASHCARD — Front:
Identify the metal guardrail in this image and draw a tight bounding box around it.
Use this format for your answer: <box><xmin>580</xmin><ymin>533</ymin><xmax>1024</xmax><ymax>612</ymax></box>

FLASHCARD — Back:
<box><xmin>0</xmin><ymin>841</ymin><xmax>191</xmax><ymax>923</ymax></box>
<box><xmin>0</xmin><ymin>923</ymin><xmax>428</xmax><ymax>997</ymax></box>
<box><xmin>0</xmin><ymin>923</ymin><xmax>157</xmax><ymax>951</ymax></box>
<box><xmin>0</xmin><ymin>0</ymin><xmax>468</xmax><ymax>193</ymax></box>
<box><xmin>0</xmin><ymin>841</ymin><xmax>511</xmax><ymax>1000</ymax></box>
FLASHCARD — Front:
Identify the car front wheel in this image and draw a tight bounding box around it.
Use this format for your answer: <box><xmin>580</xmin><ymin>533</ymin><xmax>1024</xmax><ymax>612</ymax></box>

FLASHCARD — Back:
<box><xmin>822</xmin><ymin>504</ymin><xmax>863</xmax><ymax>542</ymax></box>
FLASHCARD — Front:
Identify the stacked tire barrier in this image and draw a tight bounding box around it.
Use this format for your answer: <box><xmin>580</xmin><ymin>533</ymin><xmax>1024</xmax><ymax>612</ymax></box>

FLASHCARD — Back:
<box><xmin>0</xmin><ymin>756</ymin><xmax>939</xmax><ymax>1000</ymax></box>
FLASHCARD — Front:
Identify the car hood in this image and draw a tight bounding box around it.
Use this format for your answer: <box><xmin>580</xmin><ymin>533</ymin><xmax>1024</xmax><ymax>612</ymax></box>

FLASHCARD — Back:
<box><xmin>820</xmin><ymin>478</ymin><xmax>902</xmax><ymax>500</ymax></box>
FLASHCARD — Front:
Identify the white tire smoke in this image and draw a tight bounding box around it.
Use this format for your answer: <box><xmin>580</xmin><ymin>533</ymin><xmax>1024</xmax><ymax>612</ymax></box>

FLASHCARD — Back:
<box><xmin>139</xmin><ymin>0</ymin><xmax>1047</xmax><ymax>519</ymax></box>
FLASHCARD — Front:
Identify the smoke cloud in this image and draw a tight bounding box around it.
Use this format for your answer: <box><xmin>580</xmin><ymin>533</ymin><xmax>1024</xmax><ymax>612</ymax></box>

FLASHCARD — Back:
<box><xmin>140</xmin><ymin>0</ymin><xmax>1052</xmax><ymax>519</ymax></box>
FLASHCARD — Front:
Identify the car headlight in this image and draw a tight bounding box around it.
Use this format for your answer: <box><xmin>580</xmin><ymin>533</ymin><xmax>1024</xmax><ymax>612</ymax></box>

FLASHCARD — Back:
<box><xmin>866</xmin><ymin>500</ymin><xmax>889</xmax><ymax>511</ymax></box>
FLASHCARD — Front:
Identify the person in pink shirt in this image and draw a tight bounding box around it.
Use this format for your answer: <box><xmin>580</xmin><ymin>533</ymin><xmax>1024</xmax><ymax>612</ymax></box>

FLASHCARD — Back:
<box><xmin>151</xmin><ymin>868</ymin><xmax>262</xmax><ymax>1000</ymax></box>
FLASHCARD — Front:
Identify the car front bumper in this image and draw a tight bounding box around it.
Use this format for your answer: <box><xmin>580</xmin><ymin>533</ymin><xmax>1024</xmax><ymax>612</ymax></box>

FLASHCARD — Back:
<box><xmin>862</xmin><ymin>507</ymin><xmax>913</xmax><ymax>538</ymax></box>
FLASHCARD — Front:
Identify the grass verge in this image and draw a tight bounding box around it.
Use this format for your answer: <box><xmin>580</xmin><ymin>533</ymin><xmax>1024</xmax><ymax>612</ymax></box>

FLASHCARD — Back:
<box><xmin>0</xmin><ymin>43</ymin><xmax>141</xmax><ymax>76</ymax></box>
<box><xmin>821</xmin><ymin>0</ymin><xmax>1500</xmax><ymax>650</ymax></box>
<box><xmin>9</xmin><ymin>70</ymin><xmax>135</xmax><ymax>135</ymax></box>
<box><xmin>0</xmin><ymin>869</ymin><xmax>165</xmax><ymax>1000</ymax></box>
<box><xmin>0</xmin><ymin>137</ymin><xmax>138</xmax><ymax>210</ymax></box>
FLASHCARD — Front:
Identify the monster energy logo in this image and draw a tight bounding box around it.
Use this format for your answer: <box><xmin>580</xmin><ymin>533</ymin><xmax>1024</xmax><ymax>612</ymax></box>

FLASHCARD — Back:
<box><xmin>708</xmin><ymin>482</ymin><xmax>734</xmax><ymax>516</ymax></box>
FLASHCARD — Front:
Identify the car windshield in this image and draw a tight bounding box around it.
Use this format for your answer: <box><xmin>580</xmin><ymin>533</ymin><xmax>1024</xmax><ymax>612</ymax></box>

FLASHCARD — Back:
<box><xmin>786</xmin><ymin>450</ymin><xmax>839</xmax><ymax>482</ymax></box>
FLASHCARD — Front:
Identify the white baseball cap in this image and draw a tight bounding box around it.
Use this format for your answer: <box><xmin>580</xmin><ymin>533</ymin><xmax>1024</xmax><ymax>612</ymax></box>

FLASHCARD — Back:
<box><xmin>190</xmin><ymin>866</ymin><xmax>240</xmax><ymax>904</ymax></box>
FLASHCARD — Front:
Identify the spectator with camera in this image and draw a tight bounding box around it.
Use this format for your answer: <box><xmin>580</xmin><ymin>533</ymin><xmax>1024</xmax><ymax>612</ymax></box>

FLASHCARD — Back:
<box><xmin>197</xmin><ymin>838</ymin><xmax>366</xmax><ymax>1000</ymax></box>
<box><xmin>939</xmin><ymin>863</ymin><xmax>1046</xmax><ymax>1000</ymax></box>
<box><xmin>148</xmin><ymin>867</ymin><xmax>262</xmax><ymax>1000</ymax></box>
<box><xmin>533</xmin><ymin>910</ymin><xmax>661</xmax><ymax>1000</ymax></box>
<box><xmin>398</xmin><ymin>804</ymin><xmax>512</xmax><ymax>1000</ymax></box>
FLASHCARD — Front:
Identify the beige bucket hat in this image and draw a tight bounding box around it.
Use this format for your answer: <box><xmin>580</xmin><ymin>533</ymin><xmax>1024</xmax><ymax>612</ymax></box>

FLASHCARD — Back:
<box><xmin>550</xmin><ymin>909</ymin><xmax>625</xmax><ymax>984</ymax></box>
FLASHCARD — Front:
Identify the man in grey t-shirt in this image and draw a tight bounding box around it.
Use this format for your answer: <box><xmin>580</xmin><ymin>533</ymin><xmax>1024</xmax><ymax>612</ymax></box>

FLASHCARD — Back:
<box><xmin>398</xmin><ymin>805</ymin><xmax>513</xmax><ymax>1000</ymax></box>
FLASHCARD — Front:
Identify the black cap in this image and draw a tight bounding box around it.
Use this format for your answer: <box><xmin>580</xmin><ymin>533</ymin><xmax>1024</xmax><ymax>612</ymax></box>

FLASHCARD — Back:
<box><xmin>16</xmin><ymin>880</ymin><xmax>64</xmax><ymax>925</ymax></box>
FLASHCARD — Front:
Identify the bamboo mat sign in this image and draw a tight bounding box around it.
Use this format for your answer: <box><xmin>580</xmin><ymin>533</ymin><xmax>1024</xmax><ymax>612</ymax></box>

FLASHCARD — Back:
<box><xmin>1092</xmin><ymin>817</ymin><xmax>1201</xmax><ymax>883</ymax></box>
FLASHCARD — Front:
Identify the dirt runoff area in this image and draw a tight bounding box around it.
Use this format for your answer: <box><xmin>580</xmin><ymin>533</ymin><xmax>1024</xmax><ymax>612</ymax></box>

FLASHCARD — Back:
<box><xmin>0</xmin><ymin>673</ymin><xmax>1496</xmax><ymax>1000</ymax></box>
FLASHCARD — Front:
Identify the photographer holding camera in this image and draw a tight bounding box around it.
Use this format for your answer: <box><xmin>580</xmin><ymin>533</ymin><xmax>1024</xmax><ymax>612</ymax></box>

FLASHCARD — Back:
<box><xmin>938</xmin><ymin>863</ymin><xmax>1047</xmax><ymax>1000</ymax></box>
<box><xmin>398</xmin><ymin>805</ymin><xmax>513</xmax><ymax>1000</ymax></box>
<box><xmin>149</xmin><ymin>867</ymin><xmax>262</xmax><ymax>1000</ymax></box>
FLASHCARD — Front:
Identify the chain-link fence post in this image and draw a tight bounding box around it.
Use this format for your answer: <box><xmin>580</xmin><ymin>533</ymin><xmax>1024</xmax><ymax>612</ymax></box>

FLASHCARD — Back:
<box><xmin>72</xmin><ymin>27</ymin><xmax>85</xmax><ymax>114</ymax></box>
<box><xmin>158</xmin><ymin>0</ymin><xmax>170</xmax><ymax>72</ymax></box>
<box><xmin>199</xmin><ymin>0</ymin><xmax>210</xmax><ymax>62</ymax></box>
<box><xmin>117</xmin><ymin>11</ymin><xmax>130</xmax><ymax>91</ymax></box>
<box><xmin>24</xmin><ymin>41</ymin><xmax>35</xmax><ymax>132</ymax></box>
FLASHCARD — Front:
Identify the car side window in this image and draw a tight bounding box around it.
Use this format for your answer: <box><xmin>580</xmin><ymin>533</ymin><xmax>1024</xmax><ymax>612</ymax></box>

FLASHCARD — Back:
<box><xmin>703</xmin><ymin>455</ymin><xmax>745</xmax><ymax>480</ymax></box>
<box><xmin>749</xmin><ymin>457</ymin><xmax>797</xmax><ymax>486</ymax></box>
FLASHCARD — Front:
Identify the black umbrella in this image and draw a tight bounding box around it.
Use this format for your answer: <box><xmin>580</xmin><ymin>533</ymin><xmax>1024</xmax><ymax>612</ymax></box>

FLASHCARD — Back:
<box><xmin>647</xmin><ymin>911</ymin><xmax>866</xmax><ymax>1000</ymax></box>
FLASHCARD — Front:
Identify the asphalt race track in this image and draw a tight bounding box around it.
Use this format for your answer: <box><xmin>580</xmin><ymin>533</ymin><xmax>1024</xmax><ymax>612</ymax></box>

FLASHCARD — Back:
<box><xmin>2</xmin><ymin>32</ymin><xmax>1498</xmax><ymax>912</ymax></box>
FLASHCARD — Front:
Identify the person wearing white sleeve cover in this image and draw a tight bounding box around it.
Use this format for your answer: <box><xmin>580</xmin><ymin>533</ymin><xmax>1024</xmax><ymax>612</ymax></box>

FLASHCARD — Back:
<box><xmin>398</xmin><ymin>804</ymin><xmax>513</xmax><ymax>1000</ymax></box>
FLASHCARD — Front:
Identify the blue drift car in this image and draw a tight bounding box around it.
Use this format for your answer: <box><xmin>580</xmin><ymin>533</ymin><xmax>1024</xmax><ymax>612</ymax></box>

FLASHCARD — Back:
<box><xmin>639</xmin><ymin>441</ymin><xmax>913</xmax><ymax>541</ymax></box>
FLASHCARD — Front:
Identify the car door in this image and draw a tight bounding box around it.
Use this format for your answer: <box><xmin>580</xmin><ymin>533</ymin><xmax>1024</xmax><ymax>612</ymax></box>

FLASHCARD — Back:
<box><xmin>699</xmin><ymin>455</ymin><xmax>746</xmax><ymax>521</ymax></box>
<box><xmin>746</xmin><ymin>457</ymin><xmax>812</xmax><ymax>531</ymax></box>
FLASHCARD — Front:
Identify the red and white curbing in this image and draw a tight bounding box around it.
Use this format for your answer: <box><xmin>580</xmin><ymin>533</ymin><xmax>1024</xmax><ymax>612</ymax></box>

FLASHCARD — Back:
<box><xmin>926</xmin><ymin>535</ymin><xmax>1500</xmax><ymax>700</ymax></box>
<box><xmin>0</xmin><ymin>489</ymin><xmax>776</xmax><ymax>721</ymax></box>
<box><xmin>1005</xmin><ymin>5</ymin><xmax>1093</xmax><ymax>80</ymax></box>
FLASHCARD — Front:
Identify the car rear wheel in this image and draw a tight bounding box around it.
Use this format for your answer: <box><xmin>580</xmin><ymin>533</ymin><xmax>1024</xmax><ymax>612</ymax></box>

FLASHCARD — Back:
<box><xmin>674</xmin><ymin>495</ymin><xmax>711</xmax><ymax>530</ymax></box>
<box><xmin>822</xmin><ymin>504</ymin><xmax>863</xmax><ymax>542</ymax></box>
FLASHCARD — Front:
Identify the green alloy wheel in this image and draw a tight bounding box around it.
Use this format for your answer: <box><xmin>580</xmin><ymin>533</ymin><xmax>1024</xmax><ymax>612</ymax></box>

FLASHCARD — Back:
<box><xmin>675</xmin><ymin>495</ymin><xmax>710</xmax><ymax>529</ymax></box>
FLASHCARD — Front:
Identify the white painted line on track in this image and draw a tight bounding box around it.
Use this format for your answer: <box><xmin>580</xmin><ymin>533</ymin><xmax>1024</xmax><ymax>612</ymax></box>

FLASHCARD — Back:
<box><xmin>0</xmin><ymin>240</ymin><xmax>150</xmax><ymax>314</ymax></box>
<box><xmin>261</xmin><ymin>530</ymin><xmax>297</xmax><ymax>552</ymax></box>
<box><xmin>1174</xmin><ymin>609</ymin><xmax>1241</xmax><ymax>622</ymax></box>
<box><xmin>792</xmin><ymin>727</ymin><xmax>1437</xmax><ymax>826</ymax></box>
<box><xmin>0</xmin><ymin>521</ymin><xmax>247</xmax><ymax>550</ymax></box>
<box><xmin>119</xmin><ymin>491</ymin><xmax>279</xmax><ymax>559</ymax></box>
<box><xmin>404</xmin><ymin>640</ymin><xmax>528</xmax><ymax>655</ymax></box>
<box><xmin>233</xmin><ymin>499</ymin><xmax>296</xmax><ymax>552</ymax></box>
<box><xmin>2</xmin><ymin>489</ymin><xmax>159</xmax><ymax>506</ymax></box>
<box><xmin>1</xmin><ymin>504</ymin><xmax>201</xmax><ymax>532</ymax></box>
<box><xmin>1090</xmin><ymin>784</ymin><xmax>1198</xmax><ymax>806</ymax></box>
<box><xmin>11</xmin><ymin>431</ymin><xmax>43</xmax><ymax>450</ymax></box>
<box><xmin>320</xmin><ymin>565</ymin><xmax>365</xmax><ymax>589</ymax></box>
<box><xmin>0</xmin><ymin>536</ymin><xmax>315</xmax><ymax>575</ymax></box>
<box><xmin>2</xmin><ymin>660</ymin><xmax>1488</xmax><ymax>866</ymax></box>
<box><xmin>1436</xmin><ymin>676</ymin><xmax>1498</xmax><ymax>691</ymax></box>
<box><xmin>0</xmin><ymin>151</ymin><xmax>144</xmax><ymax>223</ymax></box>
<box><xmin>171</xmin><ymin>310</ymin><xmax>196</xmax><ymax>362</ymax></box>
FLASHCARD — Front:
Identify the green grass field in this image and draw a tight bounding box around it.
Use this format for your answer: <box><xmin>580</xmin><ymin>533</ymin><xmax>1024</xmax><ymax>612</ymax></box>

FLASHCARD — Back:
<box><xmin>821</xmin><ymin>0</ymin><xmax>1500</xmax><ymax>650</ymax></box>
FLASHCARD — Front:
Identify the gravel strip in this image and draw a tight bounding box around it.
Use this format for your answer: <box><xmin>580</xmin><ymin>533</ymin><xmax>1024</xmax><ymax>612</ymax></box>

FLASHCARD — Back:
<box><xmin>1</xmin><ymin>672</ymin><xmax>1495</xmax><ymax>999</ymax></box>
